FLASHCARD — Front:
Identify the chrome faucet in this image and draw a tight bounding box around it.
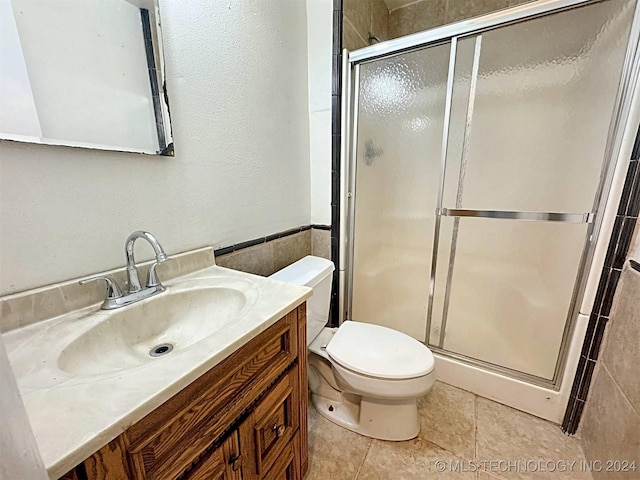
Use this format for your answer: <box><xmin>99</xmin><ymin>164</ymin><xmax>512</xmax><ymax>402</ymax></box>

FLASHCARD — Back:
<box><xmin>125</xmin><ymin>231</ymin><xmax>169</xmax><ymax>293</ymax></box>
<box><xmin>80</xmin><ymin>231</ymin><xmax>169</xmax><ymax>309</ymax></box>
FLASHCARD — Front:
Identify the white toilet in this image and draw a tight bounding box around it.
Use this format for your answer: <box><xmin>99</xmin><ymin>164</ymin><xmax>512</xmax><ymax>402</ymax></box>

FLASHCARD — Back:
<box><xmin>270</xmin><ymin>255</ymin><xmax>435</xmax><ymax>441</ymax></box>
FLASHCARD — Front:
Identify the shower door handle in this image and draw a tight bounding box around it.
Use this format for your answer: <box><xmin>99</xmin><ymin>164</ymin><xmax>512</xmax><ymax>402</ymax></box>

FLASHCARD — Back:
<box><xmin>439</xmin><ymin>208</ymin><xmax>593</xmax><ymax>224</ymax></box>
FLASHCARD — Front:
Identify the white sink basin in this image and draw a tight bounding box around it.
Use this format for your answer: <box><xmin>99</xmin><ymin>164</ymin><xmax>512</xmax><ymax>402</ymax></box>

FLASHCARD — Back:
<box><xmin>57</xmin><ymin>277</ymin><xmax>258</xmax><ymax>376</ymax></box>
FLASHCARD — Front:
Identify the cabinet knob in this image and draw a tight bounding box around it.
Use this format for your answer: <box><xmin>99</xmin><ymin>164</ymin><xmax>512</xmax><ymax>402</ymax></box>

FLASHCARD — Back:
<box><xmin>272</xmin><ymin>424</ymin><xmax>286</xmax><ymax>438</ymax></box>
<box><xmin>229</xmin><ymin>453</ymin><xmax>243</xmax><ymax>471</ymax></box>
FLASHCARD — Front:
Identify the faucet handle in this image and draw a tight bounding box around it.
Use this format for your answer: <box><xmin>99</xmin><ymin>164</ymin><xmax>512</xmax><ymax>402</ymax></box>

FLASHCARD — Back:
<box><xmin>146</xmin><ymin>257</ymin><xmax>169</xmax><ymax>288</ymax></box>
<box><xmin>79</xmin><ymin>275</ymin><xmax>123</xmax><ymax>299</ymax></box>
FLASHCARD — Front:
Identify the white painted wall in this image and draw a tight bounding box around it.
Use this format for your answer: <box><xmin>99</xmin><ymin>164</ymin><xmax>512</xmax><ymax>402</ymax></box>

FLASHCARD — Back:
<box><xmin>306</xmin><ymin>0</ymin><xmax>332</xmax><ymax>226</ymax></box>
<box><xmin>0</xmin><ymin>0</ymin><xmax>311</xmax><ymax>295</ymax></box>
<box><xmin>0</xmin><ymin>0</ymin><xmax>42</xmax><ymax>138</ymax></box>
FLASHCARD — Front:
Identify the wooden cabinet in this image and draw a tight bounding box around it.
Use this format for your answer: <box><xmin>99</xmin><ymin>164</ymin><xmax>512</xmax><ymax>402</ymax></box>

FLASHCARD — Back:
<box><xmin>181</xmin><ymin>433</ymin><xmax>241</xmax><ymax>480</ymax></box>
<box><xmin>239</xmin><ymin>365</ymin><xmax>299</xmax><ymax>480</ymax></box>
<box><xmin>62</xmin><ymin>304</ymin><xmax>308</xmax><ymax>480</ymax></box>
<box><xmin>262</xmin><ymin>440</ymin><xmax>299</xmax><ymax>480</ymax></box>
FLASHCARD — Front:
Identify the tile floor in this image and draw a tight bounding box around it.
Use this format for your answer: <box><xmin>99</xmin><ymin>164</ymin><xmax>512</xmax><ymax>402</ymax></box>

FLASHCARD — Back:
<box><xmin>305</xmin><ymin>381</ymin><xmax>593</xmax><ymax>480</ymax></box>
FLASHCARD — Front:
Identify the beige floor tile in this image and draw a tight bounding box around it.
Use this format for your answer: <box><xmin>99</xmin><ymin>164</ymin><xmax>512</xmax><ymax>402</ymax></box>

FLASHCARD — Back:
<box><xmin>478</xmin><ymin>472</ymin><xmax>506</xmax><ymax>480</ymax></box>
<box><xmin>476</xmin><ymin>397</ymin><xmax>592</xmax><ymax>480</ymax></box>
<box><xmin>357</xmin><ymin>437</ymin><xmax>475</xmax><ymax>480</ymax></box>
<box><xmin>418</xmin><ymin>381</ymin><xmax>476</xmax><ymax>459</ymax></box>
<box><xmin>305</xmin><ymin>405</ymin><xmax>371</xmax><ymax>480</ymax></box>
<box><xmin>305</xmin><ymin>383</ymin><xmax>593</xmax><ymax>480</ymax></box>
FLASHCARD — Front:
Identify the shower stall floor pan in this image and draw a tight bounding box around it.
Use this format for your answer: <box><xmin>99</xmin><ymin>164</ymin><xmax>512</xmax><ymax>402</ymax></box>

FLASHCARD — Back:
<box><xmin>432</xmin><ymin>312</ymin><xmax>588</xmax><ymax>423</ymax></box>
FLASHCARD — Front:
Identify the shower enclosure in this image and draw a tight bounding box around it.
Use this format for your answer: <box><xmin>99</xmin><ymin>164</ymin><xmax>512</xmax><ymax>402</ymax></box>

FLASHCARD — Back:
<box><xmin>340</xmin><ymin>0</ymin><xmax>640</xmax><ymax>419</ymax></box>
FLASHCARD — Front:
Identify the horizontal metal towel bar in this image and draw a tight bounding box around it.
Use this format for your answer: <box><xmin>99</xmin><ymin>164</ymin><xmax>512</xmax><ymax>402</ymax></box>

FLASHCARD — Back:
<box><xmin>439</xmin><ymin>208</ymin><xmax>593</xmax><ymax>224</ymax></box>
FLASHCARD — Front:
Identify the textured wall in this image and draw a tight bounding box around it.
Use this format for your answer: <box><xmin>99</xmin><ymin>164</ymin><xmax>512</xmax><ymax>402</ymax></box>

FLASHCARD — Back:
<box><xmin>579</xmin><ymin>252</ymin><xmax>640</xmax><ymax>479</ymax></box>
<box><xmin>343</xmin><ymin>0</ymin><xmax>534</xmax><ymax>50</ymax></box>
<box><xmin>343</xmin><ymin>0</ymin><xmax>389</xmax><ymax>50</ymax></box>
<box><xmin>578</xmin><ymin>138</ymin><xmax>639</xmax><ymax>468</ymax></box>
<box><xmin>631</xmin><ymin>221</ymin><xmax>640</xmax><ymax>260</ymax></box>
<box><xmin>216</xmin><ymin>230</ymin><xmax>312</xmax><ymax>277</ymax></box>
<box><xmin>0</xmin><ymin>0</ymin><xmax>311</xmax><ymax>295</ymax></box>
<box><xmin>389</xmin><ymin>0</ymin><xmax>531</xmax><ymax>38</ymax></box>
<box><xmin>307</xmin><ymin>0</ymin><xmax>333</xmax><ymax>226</ymax></box>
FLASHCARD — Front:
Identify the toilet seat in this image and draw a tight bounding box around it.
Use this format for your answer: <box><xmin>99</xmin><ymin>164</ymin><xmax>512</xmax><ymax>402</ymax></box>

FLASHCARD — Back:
<box><xmin>326</xmin><ymin>321</ymin><xmax>434</xmax><ymax>380</ymax></box>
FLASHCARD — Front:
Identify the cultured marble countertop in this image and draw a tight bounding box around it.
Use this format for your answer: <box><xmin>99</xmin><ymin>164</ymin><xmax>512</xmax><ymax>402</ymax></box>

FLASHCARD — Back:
<box><xmin>3</xmin><ymin>265</ymin><xmax>311</xmax><ymax>479</ymax></box>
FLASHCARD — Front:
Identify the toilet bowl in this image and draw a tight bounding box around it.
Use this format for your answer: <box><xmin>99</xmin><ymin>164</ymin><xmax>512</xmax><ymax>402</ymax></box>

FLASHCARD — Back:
<box><xmin>270</xmin><ymin>255</ymin><xmax>435</xmax><ymax>441</ymax></box>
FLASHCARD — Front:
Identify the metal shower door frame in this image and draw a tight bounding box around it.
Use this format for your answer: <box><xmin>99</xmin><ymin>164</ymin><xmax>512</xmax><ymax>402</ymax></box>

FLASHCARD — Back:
<box><xmin>339</xmin><ymin>0</ymin><xmax>640</xmax><ymax>389</ymax></box>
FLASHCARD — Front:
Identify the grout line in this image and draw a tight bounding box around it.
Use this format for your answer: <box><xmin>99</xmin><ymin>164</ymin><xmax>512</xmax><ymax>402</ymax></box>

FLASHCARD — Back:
<box><xmin>353</xmin><ymin>439</ymin><xmax>373</xmax><ymax>479</ymax></box>
<box><xmin>602</xmin><ymin>363</ymin><xmax>640</xmax><ymax>417</ymax></box>
<box><xmin>369</xmin><ymin>3</ymin><xmax>373</xmax><ymax>40</ymax></box>
<box><xmin>344</xmin><ymin>15</ymin><xmax>368</xmax><ymax>48</ymax></box>
<box><xmin>474</xmin><ymin>393</ymin><xmax>479</xmax><ymax>460</ymax></box>
<box><xmin>474</xmin><ymin>395</ymin><xmax>479</xmax><ymax>480</ymax></box>
<box><xmin>483</xmin><ymin>471</ymin><xmax>505</xmax><ymax>480</ymax></box>
<box><xmin>421</xmin><ymin>437</ymin><xmax>467</xmax><ymax>459</ymax></box>
<box><xmin>388</xmin><ymin>0</ymin><xmax>425</xmax><ymax>13</ymax></box>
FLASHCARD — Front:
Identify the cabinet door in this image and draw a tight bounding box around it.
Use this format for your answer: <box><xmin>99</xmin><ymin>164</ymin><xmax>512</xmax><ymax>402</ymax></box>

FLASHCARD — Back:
<box><xmin>182</xmin><ymin>432</ymin><xmax>242</xmax><ymax>480</ymax></box>
<box><xmin>126</xmin><ymin>313</ymin><xmax>298</xmax><ymax>480</ymax></box>
<box><xmin>240</xmin><ymin>365</ymin><xmax>300</xmax><ymax>479</ymax></box>
<box><xmin>262</xmin><ymin>437</ymin><xmax>299</xmax><ymax>480</ymax></box>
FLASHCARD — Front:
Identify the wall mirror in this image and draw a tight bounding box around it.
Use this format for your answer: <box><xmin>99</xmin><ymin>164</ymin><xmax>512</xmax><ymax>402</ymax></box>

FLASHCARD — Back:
<box><xmin>0</xmin><ymin>0</ymin><xmax>173</xmax><ymax>156</ymax></box>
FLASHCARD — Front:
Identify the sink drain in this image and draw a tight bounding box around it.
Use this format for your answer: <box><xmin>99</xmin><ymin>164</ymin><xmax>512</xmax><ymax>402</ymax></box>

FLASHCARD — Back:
<box><xmin>149</xmin><ymin>343</ymin><xmax>174</xmax><ymax>357</ymax></box>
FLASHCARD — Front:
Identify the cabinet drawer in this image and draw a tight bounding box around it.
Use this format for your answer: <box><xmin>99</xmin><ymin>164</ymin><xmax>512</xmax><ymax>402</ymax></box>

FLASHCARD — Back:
<box><xmin>127</xmin><ymin>312</ymin><xmax>298</xmax><ymax>480</ymax></box>
<box><xmin>240</xmin><ymin>365</ymin><xmax>300</xmax><ymax>479</ymax></box>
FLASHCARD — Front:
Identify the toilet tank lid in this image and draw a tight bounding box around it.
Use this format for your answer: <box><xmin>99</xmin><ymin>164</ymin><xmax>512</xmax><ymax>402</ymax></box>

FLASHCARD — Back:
<box><xmin>269</xmin><ymin>255</ymin><xmax>335</xmax><ymax>287</ymax></box>
<box><xmin>326</xmin><ymin>321</ymin><xmax>434</xmax><ymax>379</ymax></box>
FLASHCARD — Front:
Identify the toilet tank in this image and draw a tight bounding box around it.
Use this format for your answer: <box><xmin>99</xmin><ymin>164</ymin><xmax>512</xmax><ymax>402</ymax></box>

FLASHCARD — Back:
<box><xmin>269</xmin><ymin>255</ymin><xmax>335</xmax><ymax>345</ymax></box>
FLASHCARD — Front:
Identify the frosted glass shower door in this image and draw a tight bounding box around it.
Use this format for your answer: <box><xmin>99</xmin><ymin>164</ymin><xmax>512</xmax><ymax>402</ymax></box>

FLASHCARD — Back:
<box><xmin>350</xmin><ymin>43</ymin><xmax>451</xmax><ymax>341</ymax></box>
<box><xmin>429</xmin><ymin>0</ymin><xmax>635</xmax><ymax>381</ymax></box>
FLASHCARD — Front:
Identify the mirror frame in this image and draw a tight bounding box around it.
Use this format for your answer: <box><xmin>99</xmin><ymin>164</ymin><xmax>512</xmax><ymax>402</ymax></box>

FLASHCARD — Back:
<box><xmin>0</xmin><ymin>0</ymin><xmax>174</xmax><ymax>156</ymax></box>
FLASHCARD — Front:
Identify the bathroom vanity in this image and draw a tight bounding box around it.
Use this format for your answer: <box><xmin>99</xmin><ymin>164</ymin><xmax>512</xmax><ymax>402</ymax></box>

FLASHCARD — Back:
<box><xmin>1</xmin><ymin>256</ymin><xmax>311</xmax><ymax>480</ymax></box>
<box><xmin>60</xmin><ymin>304</ymin><xmax>308</xmax><ymax>480</ymax></box>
